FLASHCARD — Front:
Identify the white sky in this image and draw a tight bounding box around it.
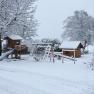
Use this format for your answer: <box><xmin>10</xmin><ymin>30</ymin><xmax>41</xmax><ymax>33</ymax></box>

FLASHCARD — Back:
<box><xmin>35</xmin><ymin>0</ymin><xmax>94</xmax><ymax>40</ymax></box>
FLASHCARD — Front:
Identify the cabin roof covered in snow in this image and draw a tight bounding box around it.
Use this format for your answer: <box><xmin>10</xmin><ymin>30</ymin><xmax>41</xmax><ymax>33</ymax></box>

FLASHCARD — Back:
<box><xmin>60</xmin><ymin>41</ymin><xmax>82</xmax><ymax>49</ymax></box>
<box><xmin>8</xmin><ymin>35</ymin><xmax>23</xmax><ymax>40</ymax></box>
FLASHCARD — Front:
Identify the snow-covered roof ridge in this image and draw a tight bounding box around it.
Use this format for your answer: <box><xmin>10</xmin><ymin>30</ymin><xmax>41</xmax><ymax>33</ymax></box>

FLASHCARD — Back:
<box><xmin>8</xmin><ymin>34</ymin><xmax>23</xmax><ymax>40</ymax></box>
<box><xmin>60</xmin><ymin>41</ymin><xmax>82</xmax><ymax>49</ymax></box>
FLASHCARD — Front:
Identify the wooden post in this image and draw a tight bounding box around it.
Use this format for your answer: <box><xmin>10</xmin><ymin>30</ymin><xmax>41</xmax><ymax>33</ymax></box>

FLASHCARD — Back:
<box><xmin>52</xmin><ymin>48</ymin><xmax>55</xmax><ymax>63</ymax></box>
<box><xmin>49</xmin><ymin>48</ymin><xmax>52</xmax><ymax>62</ymax></box>
<box><xmin>62</xmin><ymin>49</ymin><xmax>64</xmax><ymax>63</ymax></box>
<box><xmin>18</xmin><ymin>45</ymin><xmax>21</xmax><ymax>59</ymax></box>
<box><xmin>74</xmin><ymin>50</ymin><xmax>75</xmax><ymax>64</ymax></box>
<box><xmin>14</xmin><ymin>45</ymin><xmax>21</xmax><ymax>59</ymax></box>
<box><xmin>51</xmin><ymin>47</ymin><xmax>55</xmax><ymax>63</ymax></box>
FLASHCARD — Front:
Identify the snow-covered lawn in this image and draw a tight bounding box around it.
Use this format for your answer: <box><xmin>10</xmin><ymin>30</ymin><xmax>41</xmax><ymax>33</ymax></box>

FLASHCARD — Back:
<box><xmin>0</xmin><ymin>52</ymin><xmax>94</xmax><ymax>94</ymax></box>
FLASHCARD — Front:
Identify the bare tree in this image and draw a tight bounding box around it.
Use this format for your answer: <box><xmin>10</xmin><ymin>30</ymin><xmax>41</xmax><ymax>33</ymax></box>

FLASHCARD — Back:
<box><xmin>62</xmin><ymin>10</ymin><xmax>94</xmax><ymax>44</ymax></box>
<box><xmin>0</xmin><ymin>0</ymin><xmax>38</xmax><ymax>39</ymax></box>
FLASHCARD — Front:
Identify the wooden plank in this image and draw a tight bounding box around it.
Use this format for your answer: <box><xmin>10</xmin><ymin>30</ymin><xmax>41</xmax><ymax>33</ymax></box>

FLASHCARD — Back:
<box><xmin>53</xmin><ymin>52</ymin><xmax>77</xmax><ymax>61</ymax></box>
<box><xmin>0</xmin><ymin>49</ymin><xmax>14</xmax><ymax>61</ymax></box>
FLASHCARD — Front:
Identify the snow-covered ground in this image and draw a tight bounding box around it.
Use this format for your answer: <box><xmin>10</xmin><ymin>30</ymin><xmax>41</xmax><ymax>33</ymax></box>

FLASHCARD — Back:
<box><xmin>0</xmin><ymin>46</ymin><xmax>94</xmax><ymax>94</ymax></box>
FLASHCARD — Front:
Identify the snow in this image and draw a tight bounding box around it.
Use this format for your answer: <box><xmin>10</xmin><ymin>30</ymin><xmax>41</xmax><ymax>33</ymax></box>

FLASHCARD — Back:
<box><xmin>0</xmin><ymin>49</ymin><xmax>14</xmax><ymax>61</ymax></box>
<box><xmin>8</xmin><ymin>35</ymin><xmax>23</xmax><ymax>40</ymax></box>
<box><xmin>60</xmin><ymin>41</ymin><xmax>81</xmax><ymax>49</ymax></box>
<box><xmin>2</xmin><ymin>40</ymin><xmax>7</xmax><ymax>49</ymax></box>
<box><xmin>0</xmin><ymin>46</ymin><xmax>94</xmax><ymax>94</ymax></box>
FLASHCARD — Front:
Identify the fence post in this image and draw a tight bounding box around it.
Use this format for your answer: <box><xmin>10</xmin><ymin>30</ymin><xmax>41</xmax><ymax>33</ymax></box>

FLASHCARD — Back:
<box><xmin>74</xmin><ymin>50</ymin><xmax>75</xmax><ymax>64</ymax></box>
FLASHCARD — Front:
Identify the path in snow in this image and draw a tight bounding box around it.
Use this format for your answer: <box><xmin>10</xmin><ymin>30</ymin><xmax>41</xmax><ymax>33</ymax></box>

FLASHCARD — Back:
<box><xmin>0</xmin><ymin>60</ymin><xmax>94</xmax><ymax>94</ymax></box>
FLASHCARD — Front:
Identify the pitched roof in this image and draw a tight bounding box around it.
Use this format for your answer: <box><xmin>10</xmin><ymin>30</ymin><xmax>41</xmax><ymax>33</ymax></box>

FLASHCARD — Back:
<box><xmin>60</xmin><ymin>41</ymin><xmax>82</xmax><ymax>49</ymax></box>
<box><xmin>8</xmin><ymin>35</ymin><xmax>23</xmax><ymax>40</ymax></box>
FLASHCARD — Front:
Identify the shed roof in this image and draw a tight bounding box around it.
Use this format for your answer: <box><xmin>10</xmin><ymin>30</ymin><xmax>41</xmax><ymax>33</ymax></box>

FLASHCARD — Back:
<box><xmin>8</xmin><ymin>35</ymin><xmax>23</xmax><ymax>40</ymax></box>
<box><xmin>60</xmin><ymin>41</ymin><xmax>82</xmax><ymax>49</ymax></box>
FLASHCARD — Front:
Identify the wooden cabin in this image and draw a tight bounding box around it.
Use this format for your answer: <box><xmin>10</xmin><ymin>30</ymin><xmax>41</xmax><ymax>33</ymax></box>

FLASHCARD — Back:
<box><xmin>60</xmin><ymin>41</ymin><xmax>84</xmax><ymax>58</ymax></box>
<box><xmin>6</xmin><ymin>35</ymin><xmax>23</xmax><ymax>48</ymax></box>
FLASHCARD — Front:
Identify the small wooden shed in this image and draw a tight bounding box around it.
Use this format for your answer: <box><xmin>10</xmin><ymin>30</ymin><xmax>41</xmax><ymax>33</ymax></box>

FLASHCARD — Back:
<box><xmin>6</xmin><ymin>35</ymin><xmax>23</xmax><ymax>48</ymax></box>
<box><xmin>60</xmin><ymin>41</ymin><xmax>84</xmax><ymax>58</ymax></box>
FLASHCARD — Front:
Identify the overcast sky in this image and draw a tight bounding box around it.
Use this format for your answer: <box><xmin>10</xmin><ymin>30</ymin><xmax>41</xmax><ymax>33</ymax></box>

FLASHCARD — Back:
<box><xmin>35</xmin><ymin>0</ymin><xmax>94</xmax><ymax>40</ymax></box>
